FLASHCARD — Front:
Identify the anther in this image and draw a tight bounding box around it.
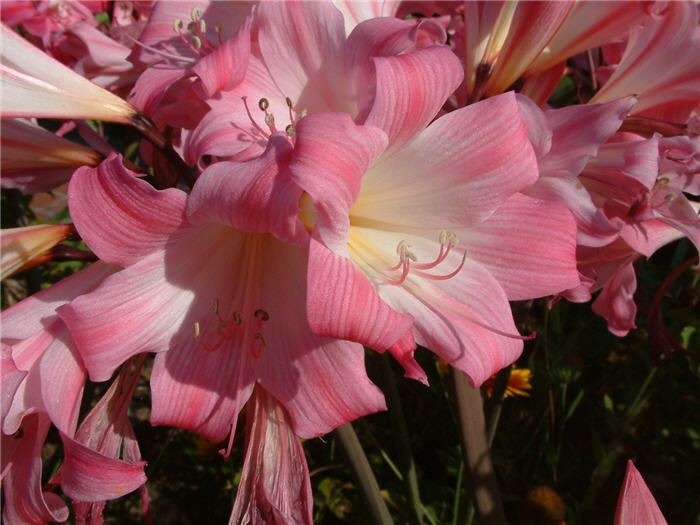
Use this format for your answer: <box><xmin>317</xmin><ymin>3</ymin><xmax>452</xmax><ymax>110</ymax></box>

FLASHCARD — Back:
<box><xmin>258</xmin><ymin>98</ymin><xmax>270</xmax><ymax>111</ymax></box>
<box><xmin>285</xmin><ymin>124</ymin><xmax>296</xmax><ymax>137</ymax></box>
<box><xmin>194</xmin><ymin>322</ymin><xmax>201</xmax><ymax>338</ymax></box>
<box><xmin>199</xmin><ymin>19</ymin><xmax>206</xmax><ymax>33</ymax></box>
<box><xmin>187</xmin><ymin>21</ymin><xmax>197</xmax><ymax>33</ymax></box>
<box><xmin>191</xmin><ymin>36</ymin><xmax>202</xmax><ymax>50</ymax></box>
<box><xmin>191</xmin><ymin>6</ymin><xmax>202</xmax><ymax>20</ymax></box>
<box><xmin>173</xmin><ymin>19</ymin><xmax>184</xmax><ymax>33</ymax></box>
<box><xmin>254</xmin><ymin>309</ymin><xmax>270</xmax><ymax>322</ymax></box>
<box><xmin>285</xmin><ymin>97</ymin><xmax>293</xmax><ymax>108</ymax></box>
<box><xmin>264</xmin><ymin>113</ymin><xmax>276</xmax><ymax>129</ymax></box>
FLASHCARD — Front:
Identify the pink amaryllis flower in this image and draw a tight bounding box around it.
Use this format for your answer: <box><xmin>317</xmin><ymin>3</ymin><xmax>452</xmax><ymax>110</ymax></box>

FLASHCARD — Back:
<box><xmin>614</xmin><ymin>460</ymin><xmax>668</xmax><ymax>525</ymax></box>
<box><xmin>286</xmin><ymin>91</ymin><xmax>580</xmax><ymax>386</ymax></box>
<box><xmin>185</xmin><ymin>1</ymin><xmax>451</xmax><ymax>166</ymax></box>
<box><xmin>1</xmin><ymin>262</ymin><xmax>147</xmax><ymax>525</ymax></box>
<box><xmin>58</xmin><ymin>151</ymin><xmax>386</xmax><ymax>450</ymax></box>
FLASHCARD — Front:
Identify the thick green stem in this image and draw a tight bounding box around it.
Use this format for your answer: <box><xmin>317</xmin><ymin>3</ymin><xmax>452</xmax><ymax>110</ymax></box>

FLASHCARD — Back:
<box><xmin>335</xmin><ymin>423</ymin><xmax>394</xmax><ymax>525</ymax></box>
<box><xmin>377</xmin><ymin>354</ymin><xmax>424</xmax><ymax>525</ymax></box>
<box><xmin>449</xmin><ymin>368</ymin><xmax>508</xmax><ymax>525</ymax></box>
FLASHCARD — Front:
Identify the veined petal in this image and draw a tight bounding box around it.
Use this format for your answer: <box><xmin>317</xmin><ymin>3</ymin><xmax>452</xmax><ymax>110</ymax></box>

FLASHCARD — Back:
<box><xmin>1</xmin><ymin>119</ymin><xmax>101</xmax><ymax>193</ymax></box>
<box><xmin>1</xmin><ymin>261</ymin><xmax>115</xmax><ymax>342</ymax></box>
<box><xmin>614</xmin><ymin>460</ymin><xmax>668</xmax><ymax>525</ymax></box>
<box><xmin>379</xmin><ymin>258</ymin><xmax>523</xmax><ymax>387</ymax></box>
<box><xmin>592</xmin><ymin>261</ymin><xmax>638</xmax><ymax>337</ymax></box>
<box><xmin>255</xmin><ymin>2</ymin><xmax>346</xmax><ymax>114</ymax></box>
<box><xmin>288</xmin><ymin>113</ymin><xmax>387</xmax><ymax>253</ymax></box>
<box><xmin>307</xmin><ymin>236</ymin><xmax>414</xmax><ymax>353</ymax></box>
<box><xmin>58</xmin><ymin>433</ymin><xmax>147</xmax><ymax>502</ymax></box>
<box><xmin>68</xmin><ymin>154</ymin><xmax>190</xmax><ymax>267</ymax></box>
<box><xmin>484</xmin><ymin>2</ymin><xmax>574</xmax><ymax>96</ymax></box>
<box><xmin>1</xmin><ymin>23</ymin><xmax>136</xmax><ymax>122</ymax></box>
<box><xmin>461</xmin><ymin>193</ymin><xmax>580</xmax><ymax>300</ymax></box>
<box><xmin>1</xmin><ymin>224</ymin><xmax>71</xmax><ymax>279</ymax></box>
<box><xmin>332</xmin><ymin>0</ymin><xmax>400</xmax><ymax>36</ymax></box>
<box><xmin>353</xmin><ymin>92</ymin><xmax>538</xmax><ymax>229</ymax></box>
<box><xmin>229</xmin><ymin>388</ymin><xmax>313</xmax><ymax>525</ymax></box>
<box><xmin>58</xmin><ymin>227</ymin><xmax>234</xmax><ymax>381</ymax></box>
<box><xmin>590</xmin><ymin>2</ymin><xmax>700</xmax><ymax>122</ymax></box>
<box><xmin>363</xmin><ymin>46</ymin><xmax>463</xmax><ymax>155</ymax></box>
<box><xmin>188</xmin><ymin>133</ymin><xmax>307</xmax><ymax>245</ymax></box>
<box><xmin>526</xmin><ymin>2</ymin><xmax>649</xmax><ymax>76</ymax></box>
<box><xmin>192</xmin><ymin>16</ymin><xmax>251</xmax><ymax>98</ymax></box>
<box><xmin>150</xmin><ymin>332</ymin><xmax>255</xmax><ymax>442</ymax></box>
<box><xmin>252</xmin><ymin>239</ymin><xmax>386</xmax><ymax>437</ymax></box>
<box><xmin>1</xmin><ymin>415</ymin><xmax>69</xmax><ymax>525</ymax></box>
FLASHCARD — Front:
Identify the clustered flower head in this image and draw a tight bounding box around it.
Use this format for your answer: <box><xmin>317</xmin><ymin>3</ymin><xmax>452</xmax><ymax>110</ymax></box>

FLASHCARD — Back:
<box><xmin>2</xmin><ymin>1</ymin><xmax>695</xmax><ymax>523</ymax></box>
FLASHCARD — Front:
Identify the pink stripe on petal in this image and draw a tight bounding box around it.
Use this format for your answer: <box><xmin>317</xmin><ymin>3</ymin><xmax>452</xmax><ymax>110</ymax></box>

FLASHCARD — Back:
<box><xmin>307</xmin><ymin>236</ymin><xmax>413</xmax><ymax>353</ymax></box>
<box><xmin>363</xmin><ymin>46</ymin><xmax>463</xmax><ymax>154</ymax></box>
<box><xmin>69</xmin><ymin>154</ymin><xmax>190</xmax><ymax>267</ymax></box>
<box><xmin>58</xmin><ymin>433</ymin><xmax>147</xmax><ymax>502</ymax></box>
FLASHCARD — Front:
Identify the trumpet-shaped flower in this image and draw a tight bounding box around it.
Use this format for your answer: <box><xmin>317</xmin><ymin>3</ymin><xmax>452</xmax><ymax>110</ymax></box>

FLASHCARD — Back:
<box><xmin>1</xmin><ymin>118</ymin><xmax>101</xmax><ymax>193</ymax></box>
<box><xmin>59</xmin><ymin>151</ymin><xmax>385</xmax><ymax>447</ymax></box>
<box><xmin>1</xmin><ymin>262</ymin><xmax>146</xmax><ymax>525</ymax></box>
<box><xmin>286</xmin><ymin>92</ymin><xmax>579</xmax><ymax>386</ymax></box>
<box><xmin>1</xmin><ymin>224</ymin><xmax>72</xmax><ymax>278</ymax></box>
<box><xmin>0</xmin><ymin>22</ymin><xmax>136</xmax><ymax>122</ymax></box>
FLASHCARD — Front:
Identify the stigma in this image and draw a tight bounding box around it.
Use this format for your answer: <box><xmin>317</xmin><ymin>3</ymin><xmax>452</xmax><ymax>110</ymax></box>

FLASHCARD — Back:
<box><xmin>385</xmin><ymin>231</ymin><xmax>467</xmax><ymax>286</ymax></box>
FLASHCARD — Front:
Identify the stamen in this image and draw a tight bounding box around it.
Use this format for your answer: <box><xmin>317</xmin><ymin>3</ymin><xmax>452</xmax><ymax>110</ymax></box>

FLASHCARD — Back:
<box><xmin>386</xmin><ymin>232</ymin><xmax>466</xmax><ymax>285</ymax></box>
<box><xmin>191</xmin><ymin>6</ymin><xmax>202</xmax><ymax>21</ymax></box>
<box><xmin>414</xmin><ymin>250</ymin><xmax>467</xmax><ymax>280</ymax></box>
<box><xmin>191</xmin><ymin>35</ymin><xmax>202</xmax><ymax>50</ymax></box>
<box><xmin>241</xmin><ymin>96</ymin><xmax>271</xmax><ymax>139</ymax></box>
<box><xmin>173</xmin><ymin>19</ymin><xmax>184</xmax><ymax>33</ymax></box>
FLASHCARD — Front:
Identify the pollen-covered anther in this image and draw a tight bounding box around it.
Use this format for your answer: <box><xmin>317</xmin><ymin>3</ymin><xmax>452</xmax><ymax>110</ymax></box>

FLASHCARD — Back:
<box><xmin>386</xmin><ymin>231</ymin><xmax>467</xmax><ymax>285</ymax></box>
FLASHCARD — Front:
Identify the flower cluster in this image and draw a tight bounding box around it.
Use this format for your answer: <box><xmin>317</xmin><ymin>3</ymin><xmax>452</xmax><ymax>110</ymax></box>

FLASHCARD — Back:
<box><xmin>2</xmin><ymin>1</ymin><xmax>695</xmax><ymax>523</ymax></box>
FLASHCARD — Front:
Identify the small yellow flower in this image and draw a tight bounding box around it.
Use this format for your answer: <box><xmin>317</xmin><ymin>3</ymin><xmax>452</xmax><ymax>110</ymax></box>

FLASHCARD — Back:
<box><xmin>483</xmin><ymin>367</ymin><xmax>533</xmax><ymax>398</ymax></box>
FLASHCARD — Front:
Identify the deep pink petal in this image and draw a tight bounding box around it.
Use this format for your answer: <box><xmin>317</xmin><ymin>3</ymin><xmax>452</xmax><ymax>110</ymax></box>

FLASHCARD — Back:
<box><xmin>192</xmin><ymin>16</ymin><xmax>251</xmax><ymax>98</ymax></box>
<box><xmin>307</xmin><ymin>236</ymin><xmax>414</xmax><ymax>354</ymax></box>
<box><xmin>68</xmin><ymin>154</ymin><xmax>190</xmax><ymax>267</ymax></box>
<box><xmin>230</xmin><ymin>388</ymin><xmax>313</xmax><ymax>525</ymax></box>
<box><xmin>150</xmin><ymin>335</ymin><xmax>255</xmax><ymax>442</ymax></box>
<box><xmin>188</xmin><ymin>133</ymin><xmax>307</xmax><ymax>244</ymax></box>
<box><xmin>58</xmin><ymin>432</ymin><xmax>147</xmax><ymax>502</ymax></box>
<box><xmin>614</xmin><ymin>460</ymin><xmax>668</xmax><ymax>525</ymax></box>
<box><xmin>1</xmin><ymin>415</ymin><xmax>69</xmax><ymax>525</ymax></box>
<box><xmin>362</xmin><ymin>46</ymin><xmax>463</xmax><ymax>155</ymax></box>
<box><xmin>462</xmin><ymin>193</ymin><xmax>580</xmax><ymax>300</ymax></box>
<box><xmin>592</xmin><ymin>261</ymin><xmax>638</xmax><ymax>337</ymax></box>
<box><xmin>288</xmin><ymin>113</ymin><xmax>387</xmax><ymax>252</ymax></box>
